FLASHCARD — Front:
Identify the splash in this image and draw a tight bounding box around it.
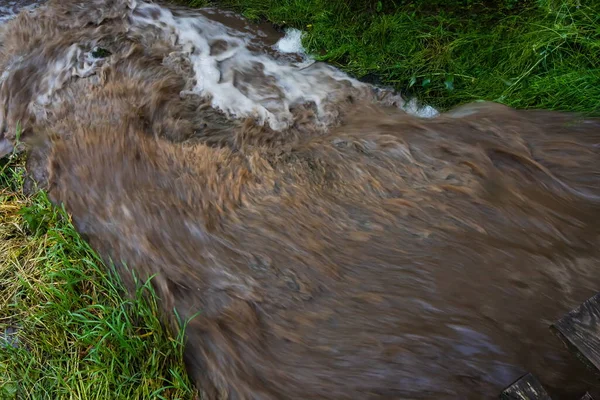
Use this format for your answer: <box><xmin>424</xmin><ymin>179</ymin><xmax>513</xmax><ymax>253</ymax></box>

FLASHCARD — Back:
<box><xmin>129</xmin><ymin>2</ymin><xmax>376</xmax><ymax>131</ymax></box>
<box><xmin>127</xmin><ymin>2</ymin><xmax>439</xmax><ymax>129</ymax></box>
<box><xmin>0</xmin><ymin>0</ymin><xmax>437</xmax><ymax>141</ymax></box>
<box><xmin>0</xmin><ymin>1</ymin><xmax>39</xmax><ymax>24</ymax></box>
<box><xmin>275</xmin><ymin>28</ymin><xmax>306</xmax><ymax>54</ymax></box>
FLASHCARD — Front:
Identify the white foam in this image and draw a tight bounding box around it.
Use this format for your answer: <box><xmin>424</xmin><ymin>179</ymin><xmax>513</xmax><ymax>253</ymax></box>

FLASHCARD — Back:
<box><xmin>417</xmin><ymin>105</ymin><xmax>439</xmax><ymax>118</ymax></box>
<box><xmin>4</xmin><ymin>0</ymin><xmax>438</xmax><ymax>131</ymax></box>
<box><xmin>129</xmin><ymin>2</ymin><xmax>372</xmax><ymax>131</ymax></box>
<box><xmin>403</xmin><ymin>99</ymin><xmax>439</xmax><ymax>118</ymax></box>
<box><xmin>0</xmin><ymin>6</ymin><xmax>18</xmax><ymax>24</ymax></box>
<box><xmin>274</xmin><ymin>28</ymin><xmax>305</xmax><ymax>54</ymax></box>
<box><xmin>0</xmin><ymin>2</ymin><xmax>40</xmax><ymax>24</ymax></box>
<box><xmin>34</xmin><ymin>45</ymin><xmax>107</xmax><ymax>107</ymax></box>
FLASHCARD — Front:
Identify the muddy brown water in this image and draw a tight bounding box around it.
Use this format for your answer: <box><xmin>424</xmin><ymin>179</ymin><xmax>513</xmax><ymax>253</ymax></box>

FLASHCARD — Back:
<box><xmin>2</xmin><ymin>1</ymin><xmax>600</xmax><ymax>399</ymax></box>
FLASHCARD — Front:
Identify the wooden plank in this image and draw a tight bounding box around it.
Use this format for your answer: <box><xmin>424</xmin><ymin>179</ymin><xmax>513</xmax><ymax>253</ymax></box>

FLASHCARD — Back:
<box><xmin>551</xmin><ymin>292</ymin><xmax>600</xmax><ymax>374</ymax></box>
<box><xmin>500</xmin><ymin>373</ymin><xmax>552</xmax><ymax>400</ymax></box>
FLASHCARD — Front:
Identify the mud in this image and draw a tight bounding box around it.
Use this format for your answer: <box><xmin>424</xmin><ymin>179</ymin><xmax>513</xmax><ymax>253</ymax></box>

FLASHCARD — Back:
<box><xmin>1</xmin><ymin>1</ymin><xmax>600</xmax><ymax>399</ymax></box>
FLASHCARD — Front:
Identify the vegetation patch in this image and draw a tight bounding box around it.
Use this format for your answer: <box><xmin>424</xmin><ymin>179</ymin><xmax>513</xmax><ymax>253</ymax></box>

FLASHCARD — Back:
<box><xmin>0</xmin><ymin>154</ymin><xmax>196</xmax><ymax>400</ymax></box>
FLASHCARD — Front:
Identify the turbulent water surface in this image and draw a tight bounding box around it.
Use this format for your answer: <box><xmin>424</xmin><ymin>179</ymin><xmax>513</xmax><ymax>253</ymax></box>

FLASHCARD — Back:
<box><xmin>1</xmin><ymin>1</ymin><xmax>600</xmax><ymax>399</ymax></box>
<box><xmin>0</xmin><ymin>0</ymin><xmax>38</xmax><ymax>23</ymax></box>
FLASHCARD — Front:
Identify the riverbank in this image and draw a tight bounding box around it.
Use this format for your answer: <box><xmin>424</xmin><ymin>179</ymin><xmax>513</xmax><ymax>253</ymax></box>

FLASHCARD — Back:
<box><xmin>205</xmin><ymin>0</ymin><xmax>599</xmax><ymax>114</ymax></box>
<box><xmin>0</xmin><ymin>157</ymin><xmax>196</xmax><ymax>398</ymax></box>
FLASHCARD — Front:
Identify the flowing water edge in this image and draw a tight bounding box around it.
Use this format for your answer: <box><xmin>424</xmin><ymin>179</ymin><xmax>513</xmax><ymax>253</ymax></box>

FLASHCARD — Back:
<box><xmin>0</xmin><ymin>0</ymin><xmax>437</xmax><ymax>155</ymax></box>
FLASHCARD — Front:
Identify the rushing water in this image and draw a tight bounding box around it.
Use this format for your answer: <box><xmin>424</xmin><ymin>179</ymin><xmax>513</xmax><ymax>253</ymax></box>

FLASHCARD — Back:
<box><xmin>0</xmin><ymin>0</ymin><xmax>436</xmax><ymax>152</ymax></box>
<box><xmin>1</xmin><ymin>1</ymin><xmax>600</xmax><ymax>399</ymax></box>
<box><xmin>0</xmin><ymin>0</ymin><xmax>39</xmax><ymax>23</ymax></box>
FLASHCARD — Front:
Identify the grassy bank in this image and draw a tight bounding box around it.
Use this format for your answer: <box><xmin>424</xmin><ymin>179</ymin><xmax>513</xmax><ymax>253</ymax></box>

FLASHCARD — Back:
<box><xmin>1</xmin><ymin>0</ymin><xmax>598</xmax><ymax>399</ymax></box>
<box><xmin>0</xmin><ymin>155</ymin><xmax>196</xmax><ymax>399</ymax></box>
<box><xmin>205</xmin><ymin>0</ymin><xmax>600</xmax><ymax>114</ymax></box>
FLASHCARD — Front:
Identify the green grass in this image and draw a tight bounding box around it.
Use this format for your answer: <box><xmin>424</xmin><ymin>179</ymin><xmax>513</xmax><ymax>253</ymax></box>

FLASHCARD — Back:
<box><xmin>0</xmin><ymin>155</ymin><xmax>197</xmax><ymax>400</ymax></box>
<box><xmin>197</xmin><ymin>0</ymin><xmax>600</xmax><ymax>115</ymax></box>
